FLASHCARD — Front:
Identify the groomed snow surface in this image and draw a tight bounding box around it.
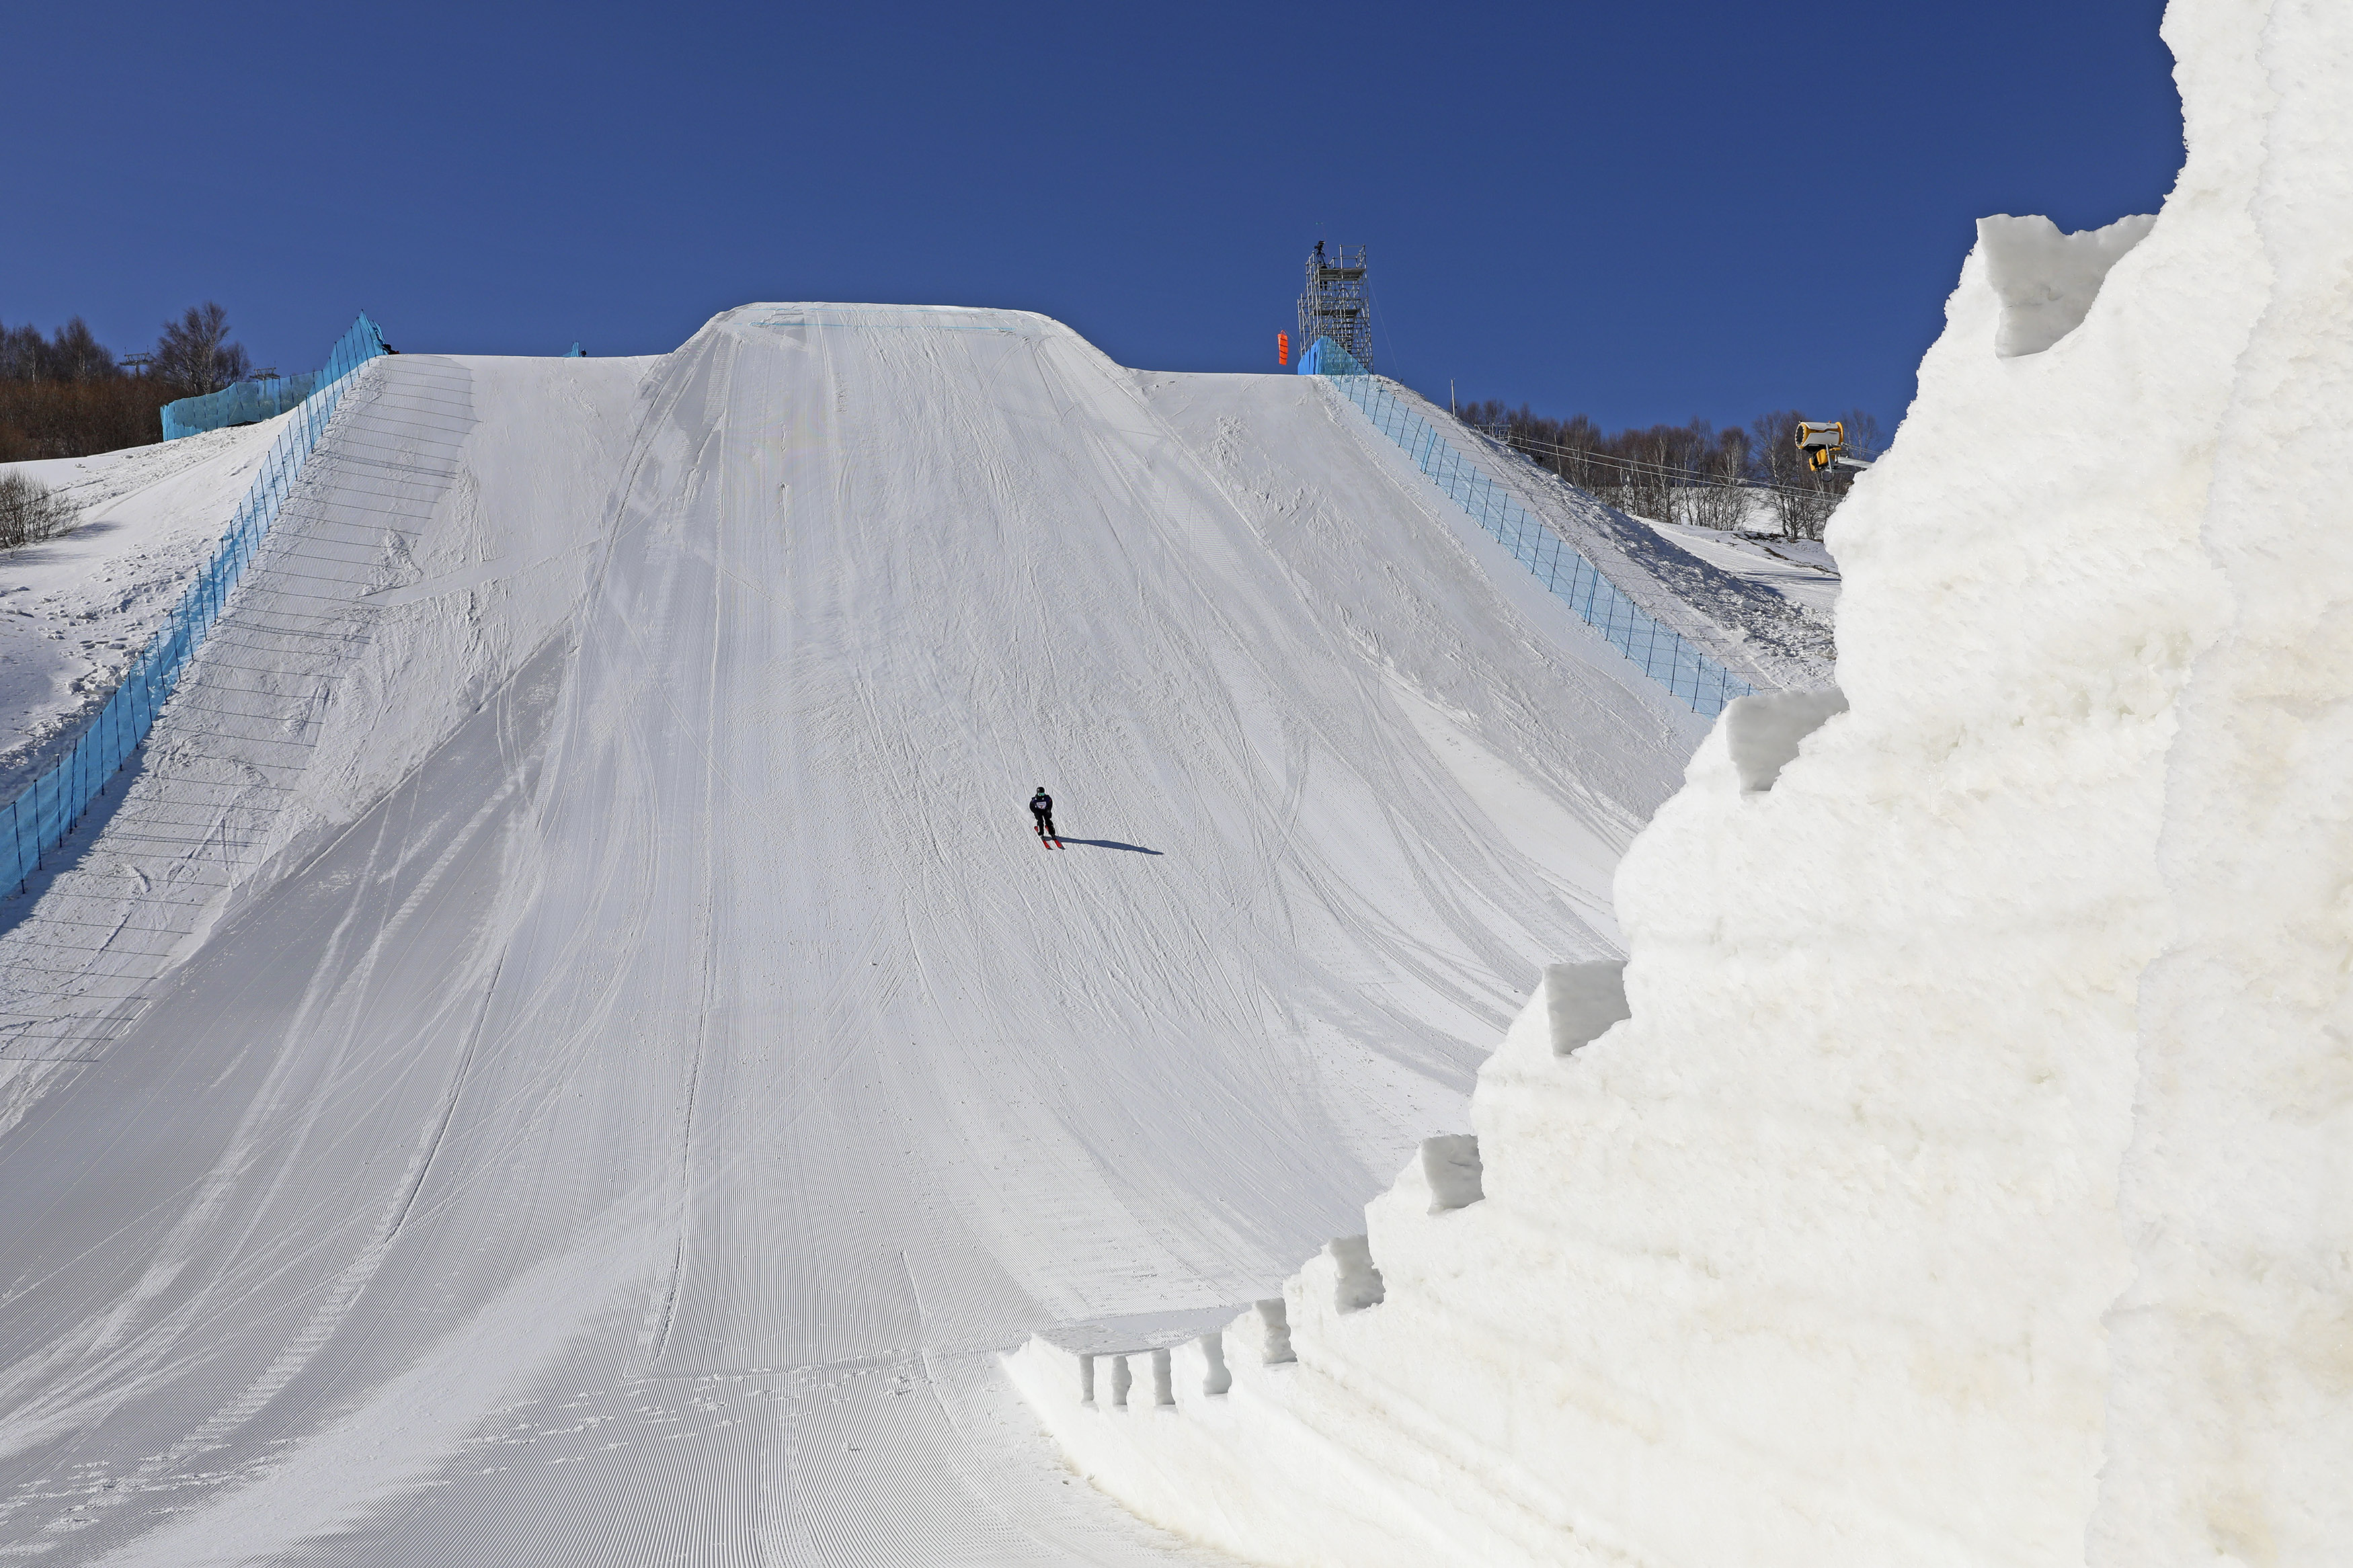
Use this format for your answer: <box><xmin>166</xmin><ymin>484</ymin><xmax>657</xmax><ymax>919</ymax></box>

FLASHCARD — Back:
<box><xmin>1012</xmin><ymin>2</ymin><xmax>2348</xmax><ymax>1565</ymax></box>
<box><xmin>0</xmin><ymin>299</ymin><xmax>1830</xmax><ymax>1562</ymax></box>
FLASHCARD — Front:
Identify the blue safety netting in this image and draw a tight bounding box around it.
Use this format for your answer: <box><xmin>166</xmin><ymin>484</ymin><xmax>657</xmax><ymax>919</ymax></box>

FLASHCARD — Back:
<box><xmin>1302</xmin><ymin>337</ymin><xmax>1755</xmax><ymax>718</ymax></box>
<box><xmin>161</xmin><ymin>374</ymin><xmax>319</xmax><ymax>440</ymax></box>
<box><xmin>1296</xmin><ymin>335</ymin><xmax>1357</xmax><ymax>378</ymax></box>
<box><xmin>5</xmin><ymin>314</ymin><xmax>389</xmax><ymax>894</ymax></box>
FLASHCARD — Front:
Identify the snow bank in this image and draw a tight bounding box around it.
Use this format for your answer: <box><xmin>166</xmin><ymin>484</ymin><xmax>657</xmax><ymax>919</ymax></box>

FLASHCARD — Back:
<box><xmin>1008</xmin><ymin>1</ymin><xmax>2348</xmax><ymax>1561</ymax></box>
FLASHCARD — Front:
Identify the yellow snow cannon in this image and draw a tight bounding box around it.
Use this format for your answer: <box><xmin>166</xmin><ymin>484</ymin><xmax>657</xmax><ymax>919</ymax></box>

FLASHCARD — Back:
<box><xmin>1796</xmin><ymin>420</ymin><xmax>1845</xmax><ymax>473</ymax></box>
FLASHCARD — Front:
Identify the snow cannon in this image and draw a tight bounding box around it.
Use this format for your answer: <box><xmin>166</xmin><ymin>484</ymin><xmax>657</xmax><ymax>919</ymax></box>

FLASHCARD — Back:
<box><xmin>1796</xmin><ymin>419</ymin><xmax>1873</xmax><ymax>473</ymax></box>
<box><xmin>1796</xmin><ymin>420</ymin><xmax>1844</xmax><ymax>472</ymax></box>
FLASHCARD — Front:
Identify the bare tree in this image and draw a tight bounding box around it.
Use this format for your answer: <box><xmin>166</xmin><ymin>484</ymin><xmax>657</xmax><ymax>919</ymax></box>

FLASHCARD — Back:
<box><xmin>1</xmin><ymin>316</ymin><xmax>175</xmax><ymax>458</ymax></box>
<box><xmin>1685</xmin><ymin>429</ymin><xmax>1751</xmax><ymax>530</ymax></box>
<box><xmin>1617</xmin><ymin>436</ymin><xmax>1665</xmax><ymax>524</ymax></box>
<box><xmin>1837</xmin><ymin>408</ymin><xmax>1886</xmax><ymax>463</ymax></box>
<box><xmin>153</xmin><ymin>302</ymin><xmax>251</xmax><ymax>396</ymax></box>
<box><xmin>1</xmin><ymin>323</ymin><xmax>47</xmax><ymax>381</ymax></box>
<box><xmin>0</xmin><ymin>318</ymin><xmax>117</xmax><ymax>384</ymax></box>
<box><xmin>0</xmin><ymin>472</ymin><xmax>78</xmax><ymax>549</ymax></box>
<box><xmin>1747</xmin><ymin>410</ymin><xmax>1843</xmax><ymax>540</ymax></box>
<box><xmin>48</xmin><ymin>319</ymin><xmax>115</xmax><ymax>381</ymax></box>
<box><xmin>1461</xmin><ymin>393</ymin><xmax>1875</xmax><ymax>540</ymax></box>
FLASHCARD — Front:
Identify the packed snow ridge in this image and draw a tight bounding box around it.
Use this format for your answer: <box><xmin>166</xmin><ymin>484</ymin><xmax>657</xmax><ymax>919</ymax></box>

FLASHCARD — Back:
<box><xmin>1008</xmin><ymin>1</ymin><xmax>2350</xmax><ymax>1563</ymax></box>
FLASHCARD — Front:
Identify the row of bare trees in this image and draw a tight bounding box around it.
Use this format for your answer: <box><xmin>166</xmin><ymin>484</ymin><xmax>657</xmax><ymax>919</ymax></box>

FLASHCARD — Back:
<box><xmin>1</xmin><ymin>304</ymin><xmax>253</xmax><ymax>461</ymax></box>
<box><xmin>1455</xmin><ymin>400</ymin><xmax>1885</xmax><ymax>540</ymax></box>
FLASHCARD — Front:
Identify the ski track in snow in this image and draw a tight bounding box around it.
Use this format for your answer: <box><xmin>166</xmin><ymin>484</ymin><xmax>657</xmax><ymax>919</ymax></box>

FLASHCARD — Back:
<box><xmin>0</xmin><ymin>307</ymin><xmax>1751</xmax><ymax>1564</ymax></box>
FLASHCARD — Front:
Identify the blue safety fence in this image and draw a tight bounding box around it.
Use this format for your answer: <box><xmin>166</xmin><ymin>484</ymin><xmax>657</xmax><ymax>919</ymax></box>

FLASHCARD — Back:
<box><xmin>161</xmin><ymin>374</ymin><xmax>321</xmax><ymax>440</ymax></box>
<box><xmin>5</xmin><ymin>314</ymin><xmax>389</xmax><ymax>894</ymax></box>
<box><xmin>1303</xmin><ymin>338</ymin><xmax>1754</xmax><ymax>717</ymax></box>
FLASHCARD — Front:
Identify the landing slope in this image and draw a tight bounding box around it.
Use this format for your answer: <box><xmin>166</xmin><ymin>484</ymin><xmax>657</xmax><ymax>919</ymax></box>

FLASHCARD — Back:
<box><xmin>0</xmin><ymin>304</ymin><xmax>1698</xmax><ymax>1564</ymax></box>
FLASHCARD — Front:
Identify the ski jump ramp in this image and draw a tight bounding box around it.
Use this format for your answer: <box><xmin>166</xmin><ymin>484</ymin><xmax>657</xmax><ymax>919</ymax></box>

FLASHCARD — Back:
<box><xmin>0</xmin><ymin>305</ymin><xmax>1704</xmax><ymax>1563</ymax></box>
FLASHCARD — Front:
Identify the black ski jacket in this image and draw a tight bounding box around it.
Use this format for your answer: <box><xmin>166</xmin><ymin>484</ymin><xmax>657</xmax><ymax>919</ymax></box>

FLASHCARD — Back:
<box><xmin>1029</xmin><ymin>792</ymin><xmax>1053</xmax><ymax>817</ymax></box>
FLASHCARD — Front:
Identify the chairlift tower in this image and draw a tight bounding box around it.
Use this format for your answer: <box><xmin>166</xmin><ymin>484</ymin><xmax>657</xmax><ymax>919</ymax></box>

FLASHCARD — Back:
<box><xmin>1298</xmin><ymin>242</ymin><xmax>1373</xmax><ymax>372</ymax></box>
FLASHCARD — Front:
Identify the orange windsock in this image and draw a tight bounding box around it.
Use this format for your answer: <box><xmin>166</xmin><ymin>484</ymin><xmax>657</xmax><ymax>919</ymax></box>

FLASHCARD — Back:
<box><xmin>1277</xmin><ymin>331</ymin><xmax>1290</xmax><ymax>366</ymax></box>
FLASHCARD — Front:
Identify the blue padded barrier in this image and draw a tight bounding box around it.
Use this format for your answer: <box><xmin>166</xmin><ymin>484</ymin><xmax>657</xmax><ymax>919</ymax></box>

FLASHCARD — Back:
<box><xmin>5</xmin><ymin>314</ymin><xmax>389</xmax><ymax>894</ymax></box>
<box><xmin>1303</xmin><ymin>338</ymin><xmax>1755</xmax><ymax>717</ymax></box>
<box><xmin>161</xmin><ymin>374</ymin><xmax>320</xmax><ymax>440</ymax></box>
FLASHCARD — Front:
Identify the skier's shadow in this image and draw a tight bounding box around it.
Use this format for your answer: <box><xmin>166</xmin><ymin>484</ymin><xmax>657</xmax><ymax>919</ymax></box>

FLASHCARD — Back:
<box><xmin>1058</xmin><ymin>838</ymin><xmax>1163</xmax><ymax>855</ymax></box>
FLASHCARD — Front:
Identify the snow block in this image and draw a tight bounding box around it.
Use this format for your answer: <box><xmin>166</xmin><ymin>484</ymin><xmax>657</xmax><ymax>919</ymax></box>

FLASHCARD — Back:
<box><xmin>1542</xmin><ymin>959</ymin><xmax>1630</xmax><ymax>1056</ymax></box>
<box><xmin>1324</xmin><ymin>1235</ymin><xmax>1385</xmax><ymax>1313</ymax></box>
<box><xmin>1722</xmin><ymin>686</ymin><xmax>1847</xmax><ymax>793</ymax></box>
<box><xmin>1198</xmin><ymin>1332</ymin><xmax>1232</xmax><ymax>1395</ymax></box>
<box><xmin>1246</xmin><ymin>1297</ymin><xmax>1295</xmax><ymax>1364</ymax></box>
<box><xmin>1419</xmin><ymin>1134</ymin><xmax>1484</xmax><ymax>1212</ymax></box>
<box><xmin>1010</xmin><ymin>1339</ymin><xmax>1094</xmax><ymax>1410</ymax></box>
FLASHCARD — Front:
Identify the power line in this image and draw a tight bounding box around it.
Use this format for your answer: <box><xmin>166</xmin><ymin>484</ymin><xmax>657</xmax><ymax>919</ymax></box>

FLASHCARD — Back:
<box><xmin>1463</xmin><ymin>423</ymin><xmax>1833</xmax><ymax>501</ymax></box>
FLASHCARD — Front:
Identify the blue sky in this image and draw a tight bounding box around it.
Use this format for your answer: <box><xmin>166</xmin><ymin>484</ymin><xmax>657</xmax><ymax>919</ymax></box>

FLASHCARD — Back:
<box><xmin>7</xmin><ymin>1</ymin><xmax>2180</xmax><ymax>434</ymax></box>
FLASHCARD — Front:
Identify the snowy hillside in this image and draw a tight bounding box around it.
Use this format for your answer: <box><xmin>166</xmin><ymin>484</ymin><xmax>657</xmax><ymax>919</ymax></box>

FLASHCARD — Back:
<box><xmin>1010</xmin><ymin>1</ymin><xmax>2348</xmax><ymax>1564</ymax></box>
<box><xmin>1433</xmin><ymin>409</ymin><xmax>1839</xmax><ymax>690</ymax></box>
<box><xmin>0</xmin><ymin>422</ymin><xmax>288</xmax><ymax>798</ymax></box>
<box><xmin>0</xmin><ymin>300</ymin><xmax>1833</xmax><ymax>1563</ymax></box>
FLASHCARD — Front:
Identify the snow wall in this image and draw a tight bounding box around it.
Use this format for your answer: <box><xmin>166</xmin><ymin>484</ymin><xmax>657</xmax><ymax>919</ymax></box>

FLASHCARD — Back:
<box><xmin>1008</xmin><ymin>3</ymin><xmax>2351</xmax><ymax>1563</ymax></box>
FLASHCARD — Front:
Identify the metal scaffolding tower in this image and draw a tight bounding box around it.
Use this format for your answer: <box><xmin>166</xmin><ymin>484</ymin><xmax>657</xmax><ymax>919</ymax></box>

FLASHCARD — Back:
<box><xmin>1298</xmin><ymin>242</ymin><xmax>1373</xmax><ymax>372</ymax></box>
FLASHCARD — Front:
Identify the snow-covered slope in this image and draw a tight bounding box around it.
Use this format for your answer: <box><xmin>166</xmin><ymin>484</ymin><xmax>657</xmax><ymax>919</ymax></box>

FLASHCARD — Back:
<box><xmin>1626</xmin><ymin>518</ymin><xmax>1839</xmax><ymax>622</ymax></box>
<box><xmin>1426</xmin><ymin>411</ymin><xmax>1838</xmax><ymax>690</ymax></box>
<box><xmin>0</xmin><ymin>422</ymin><xmax>290</xmax><ymax>799</ymax></box>
<box><xmin>1009</xmin><ymin>2</ymin><xmax>2348</xmax><ymax>1564</ymax></box>
<box><xmin>0</xmin><ymin>304</ymin><xmax>1728</xmax><ymax>1563</ymax></box>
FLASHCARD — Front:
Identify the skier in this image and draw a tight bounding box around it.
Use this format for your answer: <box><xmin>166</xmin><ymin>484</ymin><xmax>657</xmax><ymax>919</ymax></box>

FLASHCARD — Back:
<box><xmin>1029</xmin><ymin>786</ymin><xmax>1058</xmax><ymax>845</ymax></box>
